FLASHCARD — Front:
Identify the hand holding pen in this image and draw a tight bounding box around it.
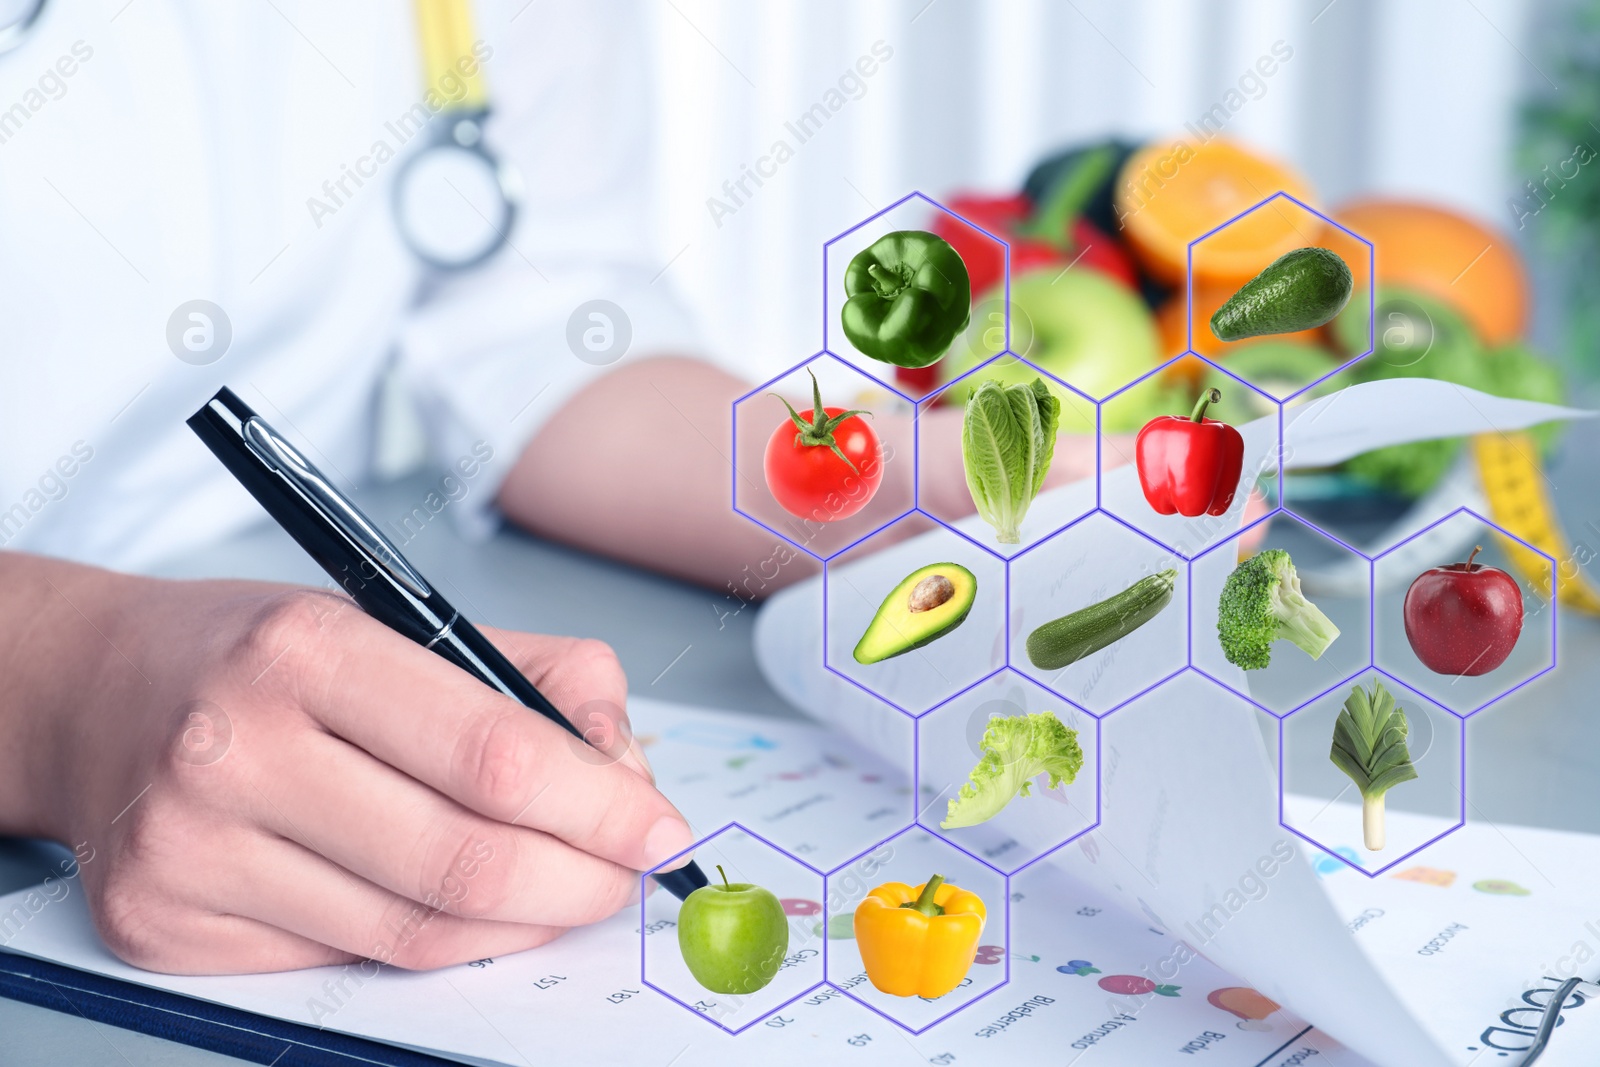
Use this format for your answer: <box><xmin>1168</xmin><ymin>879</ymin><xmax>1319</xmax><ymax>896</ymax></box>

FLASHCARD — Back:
<box><xmin>0</xmin><ymin>557</ymin><xmax>699</xmax><ymax>974</ymax></box>
<box><xmin>0</xmin><ymin>388</ymin><xmax>704</xmax><ymax>976</ymax></box>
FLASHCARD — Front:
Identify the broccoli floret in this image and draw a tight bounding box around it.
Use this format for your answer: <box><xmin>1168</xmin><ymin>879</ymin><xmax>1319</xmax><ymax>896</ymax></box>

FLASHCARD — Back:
<box><xmin>1217</xmin><ymin>549</ymin><xmax>1340</xmax><ymax>670</ymax></box>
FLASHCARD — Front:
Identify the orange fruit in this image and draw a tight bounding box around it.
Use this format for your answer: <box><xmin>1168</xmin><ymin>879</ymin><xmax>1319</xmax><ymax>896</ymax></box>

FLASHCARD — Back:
<box><xmin>1114</xmin><ymin>137</ymin><xmax>1315</xmax><ymax>287</ymax></box>
<box><xmin>1333</xmin><ymin>198</ymin><xmax>1528</xmax><ymax>346</ymax></box>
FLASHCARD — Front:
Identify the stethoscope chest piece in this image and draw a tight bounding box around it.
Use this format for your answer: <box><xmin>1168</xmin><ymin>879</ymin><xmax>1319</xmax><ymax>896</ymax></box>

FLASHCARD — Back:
<box><xmin>392</xmin><ymin>108</ymin><xmax>521</xmax><ymax>271</ymax></box>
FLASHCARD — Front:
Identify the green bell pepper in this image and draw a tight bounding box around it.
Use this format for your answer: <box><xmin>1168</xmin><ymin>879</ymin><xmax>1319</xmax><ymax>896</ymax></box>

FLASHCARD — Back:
<box><xmin>841</xmin><ymin>230</ymin><xmax>971</xmax><ymax>369</ymax></box>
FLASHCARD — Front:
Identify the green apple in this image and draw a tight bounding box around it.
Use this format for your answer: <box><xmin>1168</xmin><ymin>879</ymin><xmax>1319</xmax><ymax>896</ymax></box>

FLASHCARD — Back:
<box><xmin>677</xmin><ymin>866</ymin><xmax>789</xmax><ymax>995</ymax></box>
<box><xmin>942</xmin><ymin>268</ymin><xmax>1163</xmax><ymax>433</ymax></box>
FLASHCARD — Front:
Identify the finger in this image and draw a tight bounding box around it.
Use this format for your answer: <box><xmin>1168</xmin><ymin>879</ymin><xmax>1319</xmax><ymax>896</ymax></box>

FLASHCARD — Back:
<box><xmin>249</xmin><ymin>728</ymin><xmax>641</xmax><ymax>927</ymax></box>
<box><xmin>245</xmin><ymin>594</ymin><xmax>693</xmax><ymax>872</ymax></box>
<box><xmin>476</xmin><ymin>627</ymin><xmax>655</xmax><ymax>783</ymax></box>
<box><xmin>217</xmin><ymin>831</ymin><xmax>569</xmax><ymax>970</ymax></box>
<box><xmin>96</xmin><ymin>908</ymin><xmax>362</xmax><ymax>976</ymax></box>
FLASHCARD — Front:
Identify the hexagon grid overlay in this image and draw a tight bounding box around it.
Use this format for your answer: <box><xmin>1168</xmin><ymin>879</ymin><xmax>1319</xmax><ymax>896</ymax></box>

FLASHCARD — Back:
<box><xmin>689</xmin><ymin>188</ymin><xmax>1562</xmax><ymax>1028</ymax></box>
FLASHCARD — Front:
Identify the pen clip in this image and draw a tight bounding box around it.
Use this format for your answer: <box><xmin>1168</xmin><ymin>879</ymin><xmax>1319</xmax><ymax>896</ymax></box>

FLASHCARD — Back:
<box><xmin>242</xmin><ymin>417</ymin><xmax>433</xmax><ymax>600</ymax></box>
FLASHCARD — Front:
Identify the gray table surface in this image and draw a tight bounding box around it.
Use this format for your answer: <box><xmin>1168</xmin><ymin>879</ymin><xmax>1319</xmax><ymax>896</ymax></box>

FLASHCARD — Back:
<box><xmin>4</xmin><ymin>415</ymin><xmax>1600</xmax><ymax>1064</ymax></box>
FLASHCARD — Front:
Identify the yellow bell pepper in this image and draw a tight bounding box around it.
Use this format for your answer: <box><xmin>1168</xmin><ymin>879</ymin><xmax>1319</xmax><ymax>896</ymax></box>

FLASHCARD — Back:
<box><xmin>853</xmin><ymin>874</ymin><xmax>986</xmax><ymax>998</ymax></box>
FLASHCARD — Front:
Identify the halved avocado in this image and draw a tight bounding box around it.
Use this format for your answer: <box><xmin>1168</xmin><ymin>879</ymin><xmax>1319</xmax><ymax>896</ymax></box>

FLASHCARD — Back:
<box><xmin>852</xmin><ymin>563</ymin><xmax>977</xmax><ymax>665</ymax></box>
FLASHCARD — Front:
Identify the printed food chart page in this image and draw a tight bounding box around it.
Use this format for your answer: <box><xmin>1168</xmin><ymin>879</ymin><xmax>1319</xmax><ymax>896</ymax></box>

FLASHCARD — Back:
<box><xmin>3</xmin><ymin>698</ymin><xmax>1361</xmax><ymax>1067</ymax></box>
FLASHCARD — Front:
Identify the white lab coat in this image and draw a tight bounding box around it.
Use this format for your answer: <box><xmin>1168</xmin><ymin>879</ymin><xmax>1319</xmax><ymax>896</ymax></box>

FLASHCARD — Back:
<box><xmin>0</xmin><ymin>0</ymin><xmax>693</xmax><ymax>570</ymax></box>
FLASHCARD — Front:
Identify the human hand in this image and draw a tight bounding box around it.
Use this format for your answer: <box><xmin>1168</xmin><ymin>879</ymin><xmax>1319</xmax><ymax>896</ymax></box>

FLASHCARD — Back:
<box><xmin>21</xmin><ymin>570</ymin><xmax>692</xmax><ymax>975</ymax></box>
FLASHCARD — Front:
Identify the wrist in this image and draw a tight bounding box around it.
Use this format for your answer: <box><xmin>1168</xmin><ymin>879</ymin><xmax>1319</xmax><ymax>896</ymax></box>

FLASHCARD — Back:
<box><xmin>0</xmin><ymin>553</ymin><xmax>147</xmax><ymax>840</ymax></box>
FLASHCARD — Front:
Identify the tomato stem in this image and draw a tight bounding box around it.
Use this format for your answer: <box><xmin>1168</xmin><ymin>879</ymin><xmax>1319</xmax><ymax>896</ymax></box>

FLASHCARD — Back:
<box><xmin>768</xmin><ymin>368</ymin><xmax>873</xmax><ymax>474</ymax></box>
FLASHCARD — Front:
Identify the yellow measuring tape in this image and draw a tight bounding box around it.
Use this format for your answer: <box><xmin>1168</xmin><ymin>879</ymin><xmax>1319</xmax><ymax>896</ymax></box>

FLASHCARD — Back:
<box><xmin>1473</xmin><ymin>432</ymin><xmax>1600</xmax><ymax>613</ymax></box>
<box><xmin>414</xmin><ymin>0</ymin><xmax>488</xmax><ymax>110</ymax></box>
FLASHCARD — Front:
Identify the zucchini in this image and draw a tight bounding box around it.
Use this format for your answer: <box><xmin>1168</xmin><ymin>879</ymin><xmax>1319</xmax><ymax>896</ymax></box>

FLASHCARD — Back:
<box><xmin>1025</xmin><ymin>569</ymin><xmax>1177</xmax><ymax>670</ymax></box>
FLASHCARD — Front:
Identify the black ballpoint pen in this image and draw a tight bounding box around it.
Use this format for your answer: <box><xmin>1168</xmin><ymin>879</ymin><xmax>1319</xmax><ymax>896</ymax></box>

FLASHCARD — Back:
<box><xmin>188</xmin><ymin>386</ymin><xmax>707</xmax><ymax>901</ymax></box>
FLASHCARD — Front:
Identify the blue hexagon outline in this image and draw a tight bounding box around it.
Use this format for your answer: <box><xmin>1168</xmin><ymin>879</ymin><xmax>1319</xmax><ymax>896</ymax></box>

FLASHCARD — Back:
<box><xmin>1276</xmin><ymin>670</ymin><xmax>1467</xmax><ymax>878</ymax></box>
<box><xmin>1185</xmin><ymin>190</ymin><xmax>1377</xmax><ymax>402</ymax></box>
<box><xmin>822</xmin><ymin>190</ymin><xmax>1014</xmax><ymax>370</ymax></box>
<box><xmin>1367</xmin><ymin>505</ymin><xmax>1559</xmax><ymax>718</ymax></box>
<box><xmin>639</xmin><ymin>820</ymin><xmax>829</xmax><ymax>1035</ymax></box>
<box><xmin>1186</xmin><ymin>506</ymin><xmax>1374</xmax><ymax>719</ymax></box>
<box><xmin>1005</xmin><ymin>512</ymin><xmax>1191</xmax><ymax>715</ymax></box>
<box><xmin>822</xmin><ymin>826</ymin><xmax>1014</xmax><ymax>1035</ymax></box>
<box><xmin>912</xmin><ymin>676</ymin><xmax>1103</xmax><ymax>876</ymax></box>
<box><xmin>730</xmin><ymin>351</ymin><xmax>915</xmax><ymax>564</ymax></box>
<box><xmin>1098</xmin><ymin>351</ymin><xmax>1286</xmax><ymax>560</ymax></box>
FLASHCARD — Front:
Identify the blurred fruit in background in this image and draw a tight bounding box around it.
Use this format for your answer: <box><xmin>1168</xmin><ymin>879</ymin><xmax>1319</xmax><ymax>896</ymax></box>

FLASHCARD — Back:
<box><xmin>1319</xmin><ymin>285</ymin><xmax>1565</xmax><ymax>500</ymax></box>
<box><xmin>922</xmin><ymin>132</ymin><xmax>1569</xmax><ymax>516</ymax></box>
<box><xmin>1334</xmin><ymin>199</ymin><xmax>1529</xmax><ymax>347</ymax></box>
<box><xmin>914</xmin><ymin>147</ymin><xmax>1142</xmax><ymax>396</ymax></box>
<box><xmin>1199</xmin><ymin>341</ymin><xmax>1333</xmax><ymax>418</ymax></box>
<box><xmin>937</xmin><ymin>269</ymin><xmax>1164</xmax><ymax>433</ymax></box>
<box><xmin>1115</xmin><ymin>138</ymin><xmax>1315</xmax><ymax>287</ymax></box>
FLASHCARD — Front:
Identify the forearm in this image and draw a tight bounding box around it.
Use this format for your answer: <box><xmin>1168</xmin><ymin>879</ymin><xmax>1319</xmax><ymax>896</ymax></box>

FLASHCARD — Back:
<box><xmin>499</xmin><ymin>356</ymin><xmax>830</xmax><ymax>594</ymax></box>
<box><xmin>497</xmin><ymin>357</ymin><xmax>1110</xmax><ymax>593</ymax></box>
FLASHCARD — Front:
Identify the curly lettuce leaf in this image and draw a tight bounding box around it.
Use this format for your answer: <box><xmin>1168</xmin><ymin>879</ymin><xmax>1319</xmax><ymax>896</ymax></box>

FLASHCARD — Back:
<box><xmin>941</xmin><ymin>711</ymin><xmax>1082</xmax><ymax>829</ymax></box>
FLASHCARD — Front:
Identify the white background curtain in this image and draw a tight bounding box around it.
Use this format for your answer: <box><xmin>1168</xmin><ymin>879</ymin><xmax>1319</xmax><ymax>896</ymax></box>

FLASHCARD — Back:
<box><xmin>642</xmin><ymin>0</ymin><xmax>1534</xmax><ymax>381</ymax></box>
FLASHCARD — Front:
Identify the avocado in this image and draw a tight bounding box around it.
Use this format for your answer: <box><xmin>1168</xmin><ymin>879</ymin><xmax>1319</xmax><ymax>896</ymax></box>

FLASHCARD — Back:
<box><xmin>852</xmin><ymin>562</ymin><xmax>977</xmax><ymax>664</ymax></box>
<box><xmin>1210</xmin><ymin>247</ymin><xmax>1353</xmax><ymax>342</ymax></box>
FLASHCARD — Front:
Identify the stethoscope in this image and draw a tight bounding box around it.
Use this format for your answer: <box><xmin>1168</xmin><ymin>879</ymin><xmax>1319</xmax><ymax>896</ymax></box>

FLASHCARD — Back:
<box><xmin>392</xmin><ymin>0</ymin><xmax>522</xmax><ymax>271</ymax></box>
<box><xmin>0</xmin><ymin>0</ymin><xmax>519</xmax><ymax>272</ymax></box>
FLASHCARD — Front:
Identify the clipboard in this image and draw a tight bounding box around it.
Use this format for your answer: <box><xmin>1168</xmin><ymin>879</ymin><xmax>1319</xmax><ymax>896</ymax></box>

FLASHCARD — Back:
<box><xmin>0</xmin><ymin>952</ymin><xmax>457</xmax><ymax>1067</ymax></box>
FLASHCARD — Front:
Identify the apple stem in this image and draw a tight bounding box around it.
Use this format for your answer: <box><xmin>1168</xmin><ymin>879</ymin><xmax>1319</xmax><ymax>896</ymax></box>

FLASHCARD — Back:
<box><xmin>899</xmin><ymin>874</ymin><xmax>947</xmax><ymax>918</ymax></box>
<box><xmin>1465</xmin><ymin>545</ymin><xmax>1482</xmax><ymax>570</ymax></box>
<box><xmin>1190</xmin><ymin>388</ymin><xmax>1222</xmax><ymax>423</ymax></box>
<box><xmin>716</xmin><ymin>865</ymin><xmax>730</xmax><ymax>890</ymax></box>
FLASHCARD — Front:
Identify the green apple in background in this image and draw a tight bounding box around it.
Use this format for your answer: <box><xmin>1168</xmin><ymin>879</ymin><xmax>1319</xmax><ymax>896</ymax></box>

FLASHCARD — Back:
<box><xmin>941</xmin><ymin>268</ymin><xmax>1166</xmax><ymax>434</ymax></box>
<box><xmin>677</xmin><ymin>865</ymin><xmax>789</xmax><ymax>994</ymax></box>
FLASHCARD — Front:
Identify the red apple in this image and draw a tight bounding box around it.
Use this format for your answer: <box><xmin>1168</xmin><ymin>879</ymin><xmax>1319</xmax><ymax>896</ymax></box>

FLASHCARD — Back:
<box><xmin>1403</xmin><ymin>546</ymin><xmax>1524</xmax><ymax>676</ymax></box>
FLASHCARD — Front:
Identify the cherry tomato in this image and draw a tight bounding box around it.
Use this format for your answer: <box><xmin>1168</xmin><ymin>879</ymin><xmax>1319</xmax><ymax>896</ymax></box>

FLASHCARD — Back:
<box><xmin>763</xmin><ymin>401</ymin><xmax>882</xmax><ymax>523</ymax></box>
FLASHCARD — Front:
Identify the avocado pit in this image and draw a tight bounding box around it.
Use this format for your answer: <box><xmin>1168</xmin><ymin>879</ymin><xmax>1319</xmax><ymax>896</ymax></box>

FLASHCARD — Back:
<box><xmin>908</xmin><ymin>574</ymin><xmax>955</xmax><ymax>613</ymax></box>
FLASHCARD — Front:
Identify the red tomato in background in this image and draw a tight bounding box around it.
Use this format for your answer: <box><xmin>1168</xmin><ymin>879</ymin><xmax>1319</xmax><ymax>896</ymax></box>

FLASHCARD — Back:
<box><xmin>763</xmin><ymin>406</ymin><xmax>882</xmax><ymax>522</ymax></box>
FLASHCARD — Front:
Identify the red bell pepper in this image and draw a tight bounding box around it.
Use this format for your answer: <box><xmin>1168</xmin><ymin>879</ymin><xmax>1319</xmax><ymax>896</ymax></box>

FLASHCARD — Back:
<box><xmin>1135</xmin><ymin>389</ymin><xmax>1245</xmax><ymax>518</ymax></box>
